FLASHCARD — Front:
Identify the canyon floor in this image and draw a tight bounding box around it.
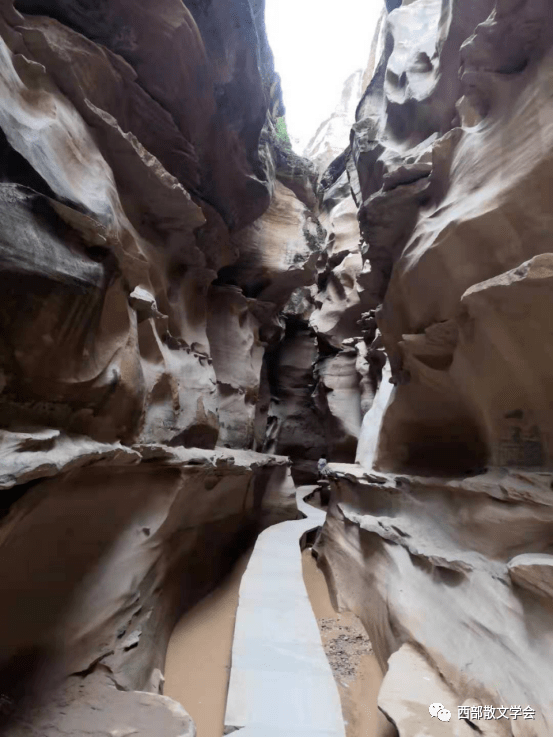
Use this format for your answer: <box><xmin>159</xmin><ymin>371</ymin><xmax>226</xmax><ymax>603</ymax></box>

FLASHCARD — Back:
<box><xmin>164</xmin><ymin>551</ymin><xmax>253</xmax><ymax>737</ymax></box>
<box><xmin>164</xmin><ymin>491</ymin><xmax>393</xmax><ymax>738</ymax></box>
<box><xmin>302</xmin><ymin>548</ymin><xmax>396</xmax><ymax>738</ymax></box>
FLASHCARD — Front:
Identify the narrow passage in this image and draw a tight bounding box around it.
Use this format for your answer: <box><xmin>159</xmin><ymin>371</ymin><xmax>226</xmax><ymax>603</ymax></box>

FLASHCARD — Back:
<box><xmin>223</xmin><ymin>486</ymin><xmax>344</xmax><ymax>736</ymax></box>
<box><xmin>164</xmin><ymin>485</ymin><xmax>393</xmax><ymax>737</ymax></box>
<box><xmin>302</xmin><ymin>548</ymin><xmax>396</xmax><ymax>737</ymax></box>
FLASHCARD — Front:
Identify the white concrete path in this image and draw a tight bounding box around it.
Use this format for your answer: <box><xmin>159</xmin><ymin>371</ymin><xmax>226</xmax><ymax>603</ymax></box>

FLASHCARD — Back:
<box><xmin>224</xmin><ymin>486</ymin><xmax>345</xmax><ymax>737</ymax></box>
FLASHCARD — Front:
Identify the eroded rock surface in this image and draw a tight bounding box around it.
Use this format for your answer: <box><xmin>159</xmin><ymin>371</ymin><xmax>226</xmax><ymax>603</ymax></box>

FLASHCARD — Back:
<box><xmin>309</xmin><ymin>0</ymin><xmax>553</xmax><ymax>735</ymax></box>
<box><xmin>0</xmin><ymin>0</ymin><xmax>319</xmax><ymax>733</ymax></box>
<box><xmin>316</xmin><ymin>465</ymin><xmax>553</xmax><ymax>736</ymax></box>
<box><xmin>1</xmin><ymin>442</ymin><xmax>295</xmax><ymax>735</ymax></box>
<box><xmin>2</xmin><ymin>0</ymin><xmax>553</xmax><ymax>733</ymax></box>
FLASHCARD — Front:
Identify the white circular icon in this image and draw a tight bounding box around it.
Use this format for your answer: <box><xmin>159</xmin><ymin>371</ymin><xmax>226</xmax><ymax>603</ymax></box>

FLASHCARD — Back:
<box><xmin>429</xmin><ymin>703</ymin><xmax>444</xmax><ymax>718</ymax></box>
<box><xmin>438</xmin><ymin>708</ymin><xmax>451</xmax><ymax>722</ymax></box>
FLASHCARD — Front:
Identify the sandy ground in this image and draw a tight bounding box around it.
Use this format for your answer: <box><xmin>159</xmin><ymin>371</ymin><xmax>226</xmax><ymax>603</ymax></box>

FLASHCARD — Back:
<box><xmin>302</xmin><ymin>548</ymin><xmax>396</xmax><ymax>737</ymax></box>
<box><xmin>164</xmin><ymin>550</ymin><xmax>252</xmax><ymax>737</ymax></box>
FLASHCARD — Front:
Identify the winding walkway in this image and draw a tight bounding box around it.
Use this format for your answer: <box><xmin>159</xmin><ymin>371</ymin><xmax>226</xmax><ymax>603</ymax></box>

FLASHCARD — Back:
<box><xmin>224</xmin><ymin>486</ymin><xmax>345</xmax><ymax>737</ymax></box>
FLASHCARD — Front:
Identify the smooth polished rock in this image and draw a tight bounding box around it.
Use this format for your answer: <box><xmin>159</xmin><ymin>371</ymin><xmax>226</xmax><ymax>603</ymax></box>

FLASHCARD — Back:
<box><xmin>316</xmin><ymin>464</ymin><xmax>553</xmax><ymax>737</ymax></box>
<box><xmin>0</xmin><ymin>446</ymin><xmax>295</xmax><ymax>735</ymax></box>
<box><xmin>379</xmin><ymin>644</ymin><xmax>479</xmax><ymax>737</ymax></box>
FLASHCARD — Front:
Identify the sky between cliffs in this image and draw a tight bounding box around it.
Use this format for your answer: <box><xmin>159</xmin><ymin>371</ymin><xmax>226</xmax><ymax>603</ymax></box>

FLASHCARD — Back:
<box><xmin>265</xmin><ymin>0</ymin><xmax>383</xmax><ymax>153</ymax></box>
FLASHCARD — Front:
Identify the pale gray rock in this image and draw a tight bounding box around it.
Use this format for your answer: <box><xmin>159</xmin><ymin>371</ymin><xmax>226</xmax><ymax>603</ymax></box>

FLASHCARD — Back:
<box><xmin>223</xmin><ymin>180</ymin><xmax>322</xmax><ymax>308</ymax></box>
<box><xmin>207</xmin><ymin>286</ymin><xmax>267</xmax><ymax>449</ymax></box>
<box><xmin>379</xmin><ymin>644</ymin><xmax>479</xmax><ymax>737</ymax></box>
<box><xmin>304</xmin><ymin>70</ymin><xmax>364</xmax><ymax>176</ymax></box>
<box><xmin>316</xmin><ymin>464</ymin><xmax>553</xmax><ymax>736</ymax></box>
<box><xmin>129</xmin><ymin>287</ymin><xmax>165</xmax><ymax>319</ymax></box>
<box><xmin>314</xmin><ymin>349</ymin><xmax>363</xmax><ymax>461</ymax></box>
<box><xmin>9</xmin><ymin>672</ymin><xmax>196</xmax><ymax>737</ymax></box>
<box><xmin>310</xmin><ymin>249</ymin><xmax>365</xmax><ymax>348</ymax></box>
<box><xmin>0</xmin><ymin>429</ymin><xmax>140</xmax><ymax>490</ymax></box>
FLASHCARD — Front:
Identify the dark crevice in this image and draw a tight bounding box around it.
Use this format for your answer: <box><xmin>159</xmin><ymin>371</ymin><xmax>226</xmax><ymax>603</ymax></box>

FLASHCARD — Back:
<box><xmin>0</xmin><ymin>127</ymin><xmax>57</xmax><ymax>199</ymax></box>
<box><xmin>69</xmin><ymin>651</ymin><xmax>114</xmax><ymax>679</ymax></box>
<box><xmin>299</xmin><ymin>525</ymin><xmax>321</xmax><ymax>550</ymax></box>
<box><xmin>0</xmin><ymin>478</ymin><xmax>43</xmax><ymax>522</ymax></box>
<box><xmin>319</xmin><ymin>147</ymin><xmax>349</xmax><ymax>192</ymax></box>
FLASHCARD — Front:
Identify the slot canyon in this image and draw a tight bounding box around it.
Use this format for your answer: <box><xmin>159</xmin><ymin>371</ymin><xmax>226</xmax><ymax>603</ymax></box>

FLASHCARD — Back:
<box><xmin>0</xmin><ymin>0</ymin><xmax>552</xmax><ymax>735</ymax></box>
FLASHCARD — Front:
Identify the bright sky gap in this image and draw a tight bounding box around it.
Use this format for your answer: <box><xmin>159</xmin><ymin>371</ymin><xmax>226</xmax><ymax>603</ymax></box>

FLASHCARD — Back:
<box><xmin>265</xmin><ymin>0</ymin><xmax>383</xmax><ymax>152</ymax></box>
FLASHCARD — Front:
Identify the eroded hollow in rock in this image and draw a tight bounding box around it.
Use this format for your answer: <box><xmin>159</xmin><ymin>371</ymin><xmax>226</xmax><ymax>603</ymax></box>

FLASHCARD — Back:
<box><xmin>377</xmin><ymin>418</ymin><xmax>489</xmax><ymax>476</ymax></box>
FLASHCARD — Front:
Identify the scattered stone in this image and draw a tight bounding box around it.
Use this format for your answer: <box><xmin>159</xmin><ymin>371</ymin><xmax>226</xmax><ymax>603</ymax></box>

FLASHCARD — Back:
<box><xmin>317</xmin><ymin>616</ymin><xmax>373</xmax><ymax>681</ymax></box>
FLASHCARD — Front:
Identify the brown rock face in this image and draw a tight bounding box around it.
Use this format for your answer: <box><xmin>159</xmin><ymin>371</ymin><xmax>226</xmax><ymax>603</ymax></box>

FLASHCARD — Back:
<box><xmin>355</xmin><ymin>0</ymin><xmax>553</xmax><ymax>475</ymax></box>
<box><xmin>0</xmin><ymin>0</ymin><xmax>319</xmax><ymax>732</ymax></box>
<box><xmin>0</xmin><ymin>443</ymin><xmax>296</xmax><ymax>735</ymax></box>
<box><xmin>310</xmin><ymin>0</ymin><xmax>553</xmax><ymax>735</ymax></box>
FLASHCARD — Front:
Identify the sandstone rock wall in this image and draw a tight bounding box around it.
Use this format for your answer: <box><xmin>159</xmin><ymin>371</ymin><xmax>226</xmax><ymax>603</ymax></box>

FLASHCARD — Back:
<box><xmin>0</xmin><ymin>0</ymin><xmax>324</xmax><ymax>452</ymax></box>
<box><xmin>312</xmin><ymin>0</ymin><xmax>553</xmax><ymax>735</ymax></box>
<box><xmin>0</xmin><ymin>0</ymin><xmax>320</xmax><ymax>733</ymax></box>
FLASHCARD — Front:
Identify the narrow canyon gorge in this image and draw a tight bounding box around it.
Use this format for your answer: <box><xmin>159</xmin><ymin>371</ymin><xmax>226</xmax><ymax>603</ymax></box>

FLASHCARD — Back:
<box><xmin>0</xmin><ymin>0</ymin><xmax>552</xmax><ymax>735</ymax></box>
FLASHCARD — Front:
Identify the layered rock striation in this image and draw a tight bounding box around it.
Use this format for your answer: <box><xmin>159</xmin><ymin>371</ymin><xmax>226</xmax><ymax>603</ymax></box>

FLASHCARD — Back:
<box><xmin>0</xmin><ymin>0</ymin><xmax>321</xmax><ymax>733</ymax></box>
<box><xmin>2</xmin><ymin>0</ymin><xmax>553</xmax><ymax>735</ymax></box>
<box><xmin>310</xmin><ymin>0</ymin><xmax>553</xmax><ymax>735</ymax></box>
